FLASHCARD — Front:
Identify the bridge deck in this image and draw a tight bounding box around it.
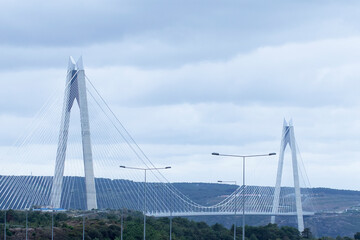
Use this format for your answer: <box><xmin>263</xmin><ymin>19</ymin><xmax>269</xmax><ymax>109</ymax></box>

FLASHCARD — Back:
<box><xmin>149</xmin><ymin>211</ymin><xmax>315</xmax><ymax>217</ymax></box>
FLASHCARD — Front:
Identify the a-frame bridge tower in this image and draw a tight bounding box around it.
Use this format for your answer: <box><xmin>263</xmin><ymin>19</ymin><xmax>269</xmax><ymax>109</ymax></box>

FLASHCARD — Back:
<box><xmin>50</xmin><ymin>57</ymin><xmax>97</xmax><ymax>210</ymax></box>
<box><xmin>271</xmin><ymin>119</ymin><xmax>304</xmax><ymax>232</ymax></box>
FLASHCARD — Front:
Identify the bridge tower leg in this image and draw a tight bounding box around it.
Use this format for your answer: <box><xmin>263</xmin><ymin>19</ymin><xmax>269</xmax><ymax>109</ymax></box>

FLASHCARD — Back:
<box><xmin>271</xmin><ymin>119</ymin><xmax>304</xmax><ymax>232</ymax></box>
<box><xmin>50</xmin><ymin>57</ymin><xmax>97</xmax><ymax>210</ymax></box>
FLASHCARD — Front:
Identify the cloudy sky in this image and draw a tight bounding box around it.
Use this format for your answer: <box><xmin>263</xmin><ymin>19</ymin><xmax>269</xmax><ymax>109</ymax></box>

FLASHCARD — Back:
<box><xmin>1</xmin><ymin>0</ymin><xmax>360</xmax><ymax>190</ymax></box>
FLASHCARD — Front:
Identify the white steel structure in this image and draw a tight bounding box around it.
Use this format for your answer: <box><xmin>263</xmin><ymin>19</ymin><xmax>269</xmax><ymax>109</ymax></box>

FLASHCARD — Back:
<box><xmin>50</xmin><ymin>57</ymin><xmax>97</xmax><ymax>210</ymax></box>
<box><xmin>271</xmin><ymin>120</ymin><xmax>304</xmax><ymax>232</ymax></box>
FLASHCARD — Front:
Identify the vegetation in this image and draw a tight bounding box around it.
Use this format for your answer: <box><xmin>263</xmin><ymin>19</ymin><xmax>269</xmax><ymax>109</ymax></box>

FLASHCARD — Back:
<box><xmin>0</xmin><ymin>210</ymin><xmax>358</xmax><ymax>240</ymax></box>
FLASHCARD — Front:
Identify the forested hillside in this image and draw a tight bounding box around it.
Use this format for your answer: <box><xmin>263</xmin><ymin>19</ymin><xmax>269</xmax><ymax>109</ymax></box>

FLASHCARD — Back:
<box><xmin>0</xmin><ymin>209</ymin><xmax>358</xmax><ymax>240</ymax></box>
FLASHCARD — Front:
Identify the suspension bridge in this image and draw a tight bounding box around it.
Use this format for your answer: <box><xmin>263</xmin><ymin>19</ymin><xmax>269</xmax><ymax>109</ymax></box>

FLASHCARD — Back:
<box><xmin>0</xmin><ymin>57</ymin><xmax>314</xmax><ymax>232</ymax></box>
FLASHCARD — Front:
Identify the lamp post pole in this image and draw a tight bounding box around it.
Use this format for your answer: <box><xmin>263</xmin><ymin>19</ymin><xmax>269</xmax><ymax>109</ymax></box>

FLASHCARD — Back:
<box><xmin>121</xmin><ymin>208</ymin><xmax>124</xmax><ymax>240</ymax></box>
<box><xmin>170</xmin><ymin>207</ymin><xmax>172</xmax><ymax>240</ymax></box>
<box><xmin>120</xmin><ymin>165</ymin><xmax>171</xmax><ymax>240</ymax></box>
<box><xmin>144</xmin><ymin>169</ymin><xmax>146</xmax><ymax>240</ymax></box>
<box><xmin>4</xmin><ymin>210</ymin><xmax>6</xmax><ymax>240</ymax></box>
<box><xmin>51</xmin><ymin>207</ymin><xmax>54</xmax><ymax>240</ymax></box>
<box><xmin>82</xmin><ymin>215</ymin><xmax>85</xmax><ymax>240</ymax></box>
<box><xmin>218</xmin><ymin>180</ymin><xmax>237</xmax><ymax>240</ymax></box>
<box><xmin>170</xmin><ymin>184</ymin><xmax>174</xmax><ymax>240</ymax></box>
<box><xmin>242</xmin><ymin>157</ymin><xmax>245</xmax><ymax>240</ymax></box>
<box><xmin>26</xmin><ymin>209</ymin><xmax>28</xmax><ymax>240</ymax></box>
<box><xmin>212</xmin><ymin>152</ymin><xmax>276</xmax><ymax>240</ymax></box>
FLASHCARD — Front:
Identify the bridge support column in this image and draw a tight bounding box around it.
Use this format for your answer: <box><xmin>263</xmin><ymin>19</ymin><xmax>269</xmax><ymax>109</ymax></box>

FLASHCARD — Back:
<box><xmin>50</xmin><ymin>57</ymin><xmax>97</xmax><ymax>210</ymax></box>
<box><xmin>271</xmin><ymin>119</ymin><xmax>304</xmax><ymax>232</ymax></box>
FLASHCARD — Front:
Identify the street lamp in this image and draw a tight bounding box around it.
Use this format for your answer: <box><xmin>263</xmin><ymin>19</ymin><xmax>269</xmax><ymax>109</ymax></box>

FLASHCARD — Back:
<box><xmin>83</xmin><ymin>214</ymin><xmax>85</xmax><ymax>240</ymax></box>
<box><xmin>218</xmin><ymin>180</ymin><xmax>237</xmax><ymax>240</ymax></box>
<box><xmin>25</xmin><ymin>209</ymin><xmax>28</xmax><ymax>240</ymax></box>
<box><xmin>51</xmin><ymin>207</ymin><xmax>54</xmax><ymax>240</ymax></box>
<box><xmin>4</xmin><ymin>210</ymin><xmax>6</xmax><ymax>240</ymax></box>
<box><xmin>121</xmin><ymin>208</ymin><xmax>124</xmax><ymax>240</ymax></box>
<box><xmin>212</xmin><ymin>152</ymin><xmax>276</xmax><ymax>240</ymax></box>
<box><xmin>169</xmin><ymin>187</ymin><xmax>173</xmax><ymax>240</ymax></box>
<box><xmin>120</xmin><ymin>165</ymin><xmax>171</xmax><ymax>240</ymax></box>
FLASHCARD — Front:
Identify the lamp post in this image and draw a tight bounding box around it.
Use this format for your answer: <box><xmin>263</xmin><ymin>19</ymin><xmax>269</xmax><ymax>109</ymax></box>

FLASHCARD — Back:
<box><xmin>120</xmin><ymin>165</ymin><xmax>171</xmax><ymax>240</ymax></box>
<box><xmin>4</xmin><ymin>210</ymin><xmax>6</xmax><ymax>240</ymax></box>
<box><xmin>218</xmin><ymin>180</ymin><xmax>237</xmax><ymax>240</ymax></box>
<box><xmin>170</xmin><ymin>203</ymin><xmax>172</xmax><ymax>240</ymax></box>
<box><xmin>212</xmin><ymin>152</ymin><xmax>276</xmax><ymax>240</ymax></box>
<box><xmin>82</xmin><ymin>214</ymin><xmax>85</xmax><ymax>240</ymax></box>
<box><xmin>121</xmin><ymin>208</ymin><xmax>124</xmax><ymax>240</ymax></box>
<box><xmin>169</xmin><ymin>183</ymin><xmax>174</xmax><ymax>240</ymax></box>
<box><xmin>25</xmin><ymin>209</ymin><xmax>29</xmax><ymax>240</ymax></box>
<box><xmin>51</xmin><ymin>207</ymin><xmax>54</xmax><ymax>240</ymax></box>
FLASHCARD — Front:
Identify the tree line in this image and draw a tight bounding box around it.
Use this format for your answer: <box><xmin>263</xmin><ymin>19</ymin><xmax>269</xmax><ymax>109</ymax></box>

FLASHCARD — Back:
<box><xmin>0</xmin><ymin>210</ymin><xmax>358</xmax><ymax>240</ymax></box>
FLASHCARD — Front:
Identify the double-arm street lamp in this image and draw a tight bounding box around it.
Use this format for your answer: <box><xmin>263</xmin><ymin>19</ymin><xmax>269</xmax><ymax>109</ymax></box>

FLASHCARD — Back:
<box><xmin>218</xmin><ymin>180</ymin><xmax>237</xmax><ymax>240</ymax></box>
<box><xmin>212</xmin><ymin>152</ymin><xmax>276</xmax><ymax>240</ymax></box>
<box><xmin>120</xmin><ymin>165</ymin><xmax>171</xmax><ymax>240</ymax></box>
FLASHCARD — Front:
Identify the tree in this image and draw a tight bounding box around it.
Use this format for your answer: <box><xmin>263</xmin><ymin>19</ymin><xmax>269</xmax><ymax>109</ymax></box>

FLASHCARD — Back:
<box><xmin>355</xmin><ymin>232</ymin><xmax>360</xmax><ymax>240</ymax></box>
<box><xmin>249</xmin><ymin>233</ymin><xmax>259</xmax><ymax>240</ymax></box>
<box><xmin>301</xmin><ymin>228</ymin><xmax>312</xmax><ymax>239</ymax></box>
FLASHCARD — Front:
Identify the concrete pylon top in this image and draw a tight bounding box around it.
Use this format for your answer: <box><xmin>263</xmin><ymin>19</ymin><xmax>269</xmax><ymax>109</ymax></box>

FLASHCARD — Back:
<box><xmin>68</xmin><ymin>56</ymin><xmax>76</xmax><ymax>71</ymax></box>
<box><xmin>76</xmin><ymin>56</ymin><xmax>84</xmax><ymax>70</ymax></box>
<box><xmin>283</xmin><ymin>118</ymin><xmax>287</xmax><ymax>127</ymax></box>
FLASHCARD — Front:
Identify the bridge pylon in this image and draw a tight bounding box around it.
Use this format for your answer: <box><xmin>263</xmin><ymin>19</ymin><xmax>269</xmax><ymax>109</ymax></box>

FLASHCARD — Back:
<box><xmin>50</xmin><ymin>57</ymin><xmax>97</xmax><ymax>210</ymax></box>
<box><xmin>271</xmin><ymin>119</ymin><xmax>304</xmax><ymax>232</ymax></box>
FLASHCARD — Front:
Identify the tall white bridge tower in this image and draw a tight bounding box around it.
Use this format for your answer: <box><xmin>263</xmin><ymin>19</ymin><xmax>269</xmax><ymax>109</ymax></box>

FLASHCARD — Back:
<box><xmin>50</xmin><ymin>57</ymin><xmax>97</xmax><ymax>210</ymax></box>
<box><xmin>271</xmin><ymin>119</ymin><xmax>304</xmax><ymax>232</ymax></box>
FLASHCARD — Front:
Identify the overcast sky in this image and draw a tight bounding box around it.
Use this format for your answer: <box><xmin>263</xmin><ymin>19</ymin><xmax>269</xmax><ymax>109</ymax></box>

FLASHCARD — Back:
<box><xmin>1</xmin><ymin>0</ymin><xmax>360</xmax><ymax>190</ymax></box>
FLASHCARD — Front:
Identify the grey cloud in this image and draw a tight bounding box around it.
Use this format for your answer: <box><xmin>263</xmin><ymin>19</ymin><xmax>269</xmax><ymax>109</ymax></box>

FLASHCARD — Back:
<box><xmin>83</xmin><ymin>37</ymin><xmax>360</xmax><ymax>109</ymax></box>
<box><xmin>2</xmin><ymin>1</ymin><xmax>360</xmax><ymax>70</ymax></box>
<box><xmin>0</xmin><ymin>68</ymin><xmax>65</xmax><ymax>114</ymax></box>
